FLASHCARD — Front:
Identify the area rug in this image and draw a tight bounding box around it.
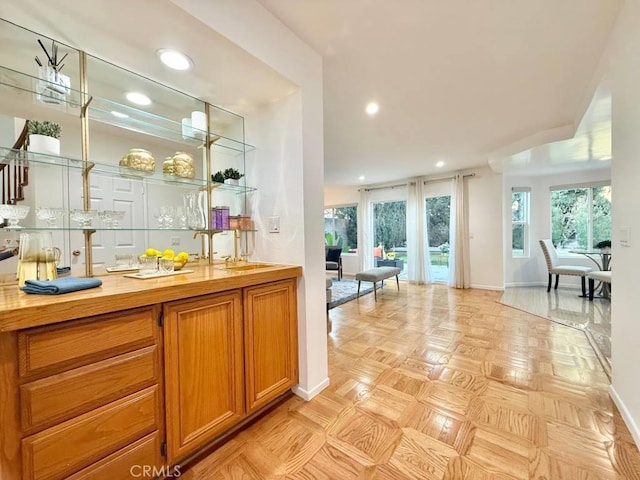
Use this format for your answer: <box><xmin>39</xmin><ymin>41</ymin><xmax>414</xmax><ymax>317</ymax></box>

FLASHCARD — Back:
<box><xmin>328</xmin><ymin>278</ymin><xmax>378</xmax><ymax>309</ymax></box>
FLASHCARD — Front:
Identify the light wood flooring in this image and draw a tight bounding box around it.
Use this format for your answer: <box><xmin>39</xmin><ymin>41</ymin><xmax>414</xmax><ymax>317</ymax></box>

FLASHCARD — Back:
<box><xmin>184</xmin><ymin>283</ymin><xmax>640</xmax><ymax>479</ymax></box>
<box><xmin>500</xmin><ymin>286</ymin><xmax>611</xmax><ymax>377</ymax></box>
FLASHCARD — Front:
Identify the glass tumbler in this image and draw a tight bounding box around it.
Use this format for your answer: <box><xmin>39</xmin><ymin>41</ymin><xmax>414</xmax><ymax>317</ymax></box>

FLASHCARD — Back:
<box><xmin>159</xmin><ymin>257</ymin><xmax>175</xmax><ymax>274</ymax></box>
<box><xmin>138</xmin><ymin>255</ymin><xmax>158</xmax><ymax>275</ymax></box>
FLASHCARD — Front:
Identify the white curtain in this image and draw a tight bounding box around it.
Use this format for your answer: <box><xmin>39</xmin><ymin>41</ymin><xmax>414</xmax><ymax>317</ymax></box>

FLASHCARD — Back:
<box><xmin>449</xmin><ymin>174</ymin><xmax>471</xmax><ymax>288</ymax></box>
<box><xmin>407</xmin><ymin>180</ymin><xmax>430</xmax><ymax>283</ymax></box>
<box><xmin>358</xmin><ymin>188</ymin><xmax>372</xmax><ymax>271</ymax></box>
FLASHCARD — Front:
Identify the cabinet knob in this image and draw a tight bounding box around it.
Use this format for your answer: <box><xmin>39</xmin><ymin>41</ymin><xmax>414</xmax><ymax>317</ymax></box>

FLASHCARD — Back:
<box><xmin>72</xmin><ymin>250</ymin><xmax>81</xmax><ymax>257</ymax></box>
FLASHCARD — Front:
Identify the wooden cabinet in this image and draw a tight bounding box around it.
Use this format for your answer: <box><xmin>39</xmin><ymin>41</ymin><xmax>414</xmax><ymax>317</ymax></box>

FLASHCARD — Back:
<box><xmin>1</xmin><ymin>306</ymin><xmax>165</xmax><ymax>480</ymax></box>
<box><xmin>0</xmin><ymin>276</ymin><xmax>299</xmax><ymax>478</ymax></box>
<box><xmin>244</xmin><ymin>279</ymin><xmax>298</xmax><ymax>413</ymax></box>
<box><xmin>163</xmin><ymin>291</ymin><xmax>244</xmax><ymax>463</ymax></box>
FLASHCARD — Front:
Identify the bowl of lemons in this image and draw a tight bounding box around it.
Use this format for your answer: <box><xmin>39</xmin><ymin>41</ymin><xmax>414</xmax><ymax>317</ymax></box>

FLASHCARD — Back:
<box><xmin>172</xmin><ymin>251</ymin><xmax>189</xmax><ymax>270</ymax></box>
<box><xmin>140</xmin><ymin>248</ymin><xmax>190</xmax><ymax>271</ymax></box>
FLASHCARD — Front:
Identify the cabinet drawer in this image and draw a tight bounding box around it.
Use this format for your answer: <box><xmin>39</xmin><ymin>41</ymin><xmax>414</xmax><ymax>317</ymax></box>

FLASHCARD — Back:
<box><xmin>22</xmin><ymin>386</ymin><xmax>160</xmax><ymax>480</ymax></box>
<box><xmin>19</xmin><ymin>306</ymin><xmax>158</xmax><ymax>379</ymax></box>
<box><xmin>65</xmin><ymin>431</ymin><xmax>163</xmax><ymax>480</ymax></box>
<box><xmin>21</xmin><ymin>346</ymin><xmax>159</xmax><ymax>432</ymax></box>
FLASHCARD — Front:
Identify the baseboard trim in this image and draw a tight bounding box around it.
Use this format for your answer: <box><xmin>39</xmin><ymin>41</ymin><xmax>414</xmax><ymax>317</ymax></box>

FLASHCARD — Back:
<box><xmin>292</xmin><ymin>377</ymin><xmax>330</xmax><ymax>400</ymax></box>
<box><xmin>504</xmin><ymin>282</ymin><xmax>547</xmax><ymax>288</ymax></box>
<box><xmin>470</xmin><ymin>284</ymin><xmax>504</xmax><ymax>291</ymax></box>
<box><xmin>610</xmin><ymin>385</ymin><xmax>640</xmax><ymax>449</ymax></box>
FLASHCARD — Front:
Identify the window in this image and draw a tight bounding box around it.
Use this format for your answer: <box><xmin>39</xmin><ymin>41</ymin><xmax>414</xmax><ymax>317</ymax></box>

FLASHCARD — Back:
<box><xmin>550</xmin><ymin>185</ymin><xmax>611</xmax><ymax>253</ymax></box>
<box><xmin>512</xmin><ymin>188</ymin><xmax>530</xmax><ymax>257</ymax></box>
<box><xmin>324</xmin><ymin>205</ymin><xmax>358</xmax><ymax>252</ymax></box>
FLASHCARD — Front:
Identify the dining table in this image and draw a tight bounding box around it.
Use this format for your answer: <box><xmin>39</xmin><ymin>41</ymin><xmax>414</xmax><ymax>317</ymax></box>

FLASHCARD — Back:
<box><xmin>570</xmin><ymin>249</ymin><xmax>611</xmax><ymax>298</ymax></box>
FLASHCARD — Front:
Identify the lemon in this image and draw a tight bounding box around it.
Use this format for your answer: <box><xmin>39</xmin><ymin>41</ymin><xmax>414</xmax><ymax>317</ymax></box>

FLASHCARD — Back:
<box><xmin>145</xmin><ymin>248</ymin><xmax>156</xmax><ymax>257</ymax></box>
<box><xmin>139</xmin><ymin>254</ymin><xmax>148</xmax><ymax>258</ymax></box>
<box><xmin>154</xmin><ymin>249</ymin><xmax>162</xmax><ymax>257</ymax></box>
<box><xmin>177</xmin><ymin>252</ymin><xmax>189</xmax><ymax>260</ymax></box>
<box><xmin>163</xmin><ymin>249</ymin><xmax>175</xmax><ymax>259</ymax></box>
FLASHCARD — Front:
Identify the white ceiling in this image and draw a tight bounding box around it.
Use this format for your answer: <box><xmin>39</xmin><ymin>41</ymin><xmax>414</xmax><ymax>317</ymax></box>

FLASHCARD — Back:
<box><xmin>0</xmin><ymin>0</ymin><xmax>296</xmax><ymax>116</ymax></box>
<box><xmin>1</xmin><ymin>1</ymin><xmax>620</xmax><ymax>186</ymax></box>
<box><xmin>258</xmin><ymin>0</ymin><xmax>620</xmax><ymax>185</ymax></box>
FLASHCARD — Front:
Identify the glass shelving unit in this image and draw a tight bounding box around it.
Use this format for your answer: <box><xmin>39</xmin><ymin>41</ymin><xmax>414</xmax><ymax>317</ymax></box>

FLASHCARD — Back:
<box><xmin>0</xmin><ymin>18</ymin><xmax>256</xmax><ymax>276</ymax></box>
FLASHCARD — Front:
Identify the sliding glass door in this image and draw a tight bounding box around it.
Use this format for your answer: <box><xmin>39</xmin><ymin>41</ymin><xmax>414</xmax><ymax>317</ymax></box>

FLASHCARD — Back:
<box><xmin>425</xmin><ymin>195</ymin><xmax>451</xmax><ymax>282</ymax></box>
<box><xmin>372</xmin><ymin>200</ymin><xmax>407</xmax><ymax>279</ymax></box>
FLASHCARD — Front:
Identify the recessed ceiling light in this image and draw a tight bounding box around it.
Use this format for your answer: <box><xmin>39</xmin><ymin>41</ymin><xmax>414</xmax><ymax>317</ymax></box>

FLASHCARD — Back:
<box><xmin>125</xmin><ymin>92</ymin><xmax>152</xmax><ymax>106</ymax></box>
<box><xmin>359</xmin><ymin>175</ymin><xmax>365</xmax><ymax>181</ymax></box>
<box><xmin>436</xmin><ymin>161</ymin><xmax>445</xmax><ymax>168</ymax></box>
<box><xmin>365</xmin><ymin>102</ymin><xmax>379</xmax><ymax>116</ymax></box>
<box><xmin>111</xmin><ymin>111</ymin><xmax>129</xmax><ymax>119</ymax></box>
<box><xmin>157</xmin><ymin>49</ymin><xmax>193</xmax><ymax>71</ymax></box>
<box><xmin>599</xmin><ymin>155</ymin><xmax>612</xmax><ymax>161</ymax></box>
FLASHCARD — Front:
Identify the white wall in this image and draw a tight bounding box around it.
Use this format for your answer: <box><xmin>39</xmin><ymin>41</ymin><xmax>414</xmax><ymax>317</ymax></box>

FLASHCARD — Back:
<box><xmin>608</xmin><ymin>0</ymin><xmax>640</xmax><ymax>448</ymax></box>
<box><xmin>502</xmin><ymin>168</ymin><xmax>611</xmax><ymax>287</ymax></box>
<box><xmin>466</xmin><ymin>166</ymin><xmax>504</xmax><ymax>290</ymax></box>
<box><xmin>173</xmin><ymin>0</ymin><xmax>328</xmax><ymax>400</ymax></box>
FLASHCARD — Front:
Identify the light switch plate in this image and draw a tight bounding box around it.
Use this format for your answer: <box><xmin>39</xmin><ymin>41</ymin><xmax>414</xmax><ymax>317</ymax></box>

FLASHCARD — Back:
<box><xmin>268</xmin><ymin>216</ymin><xmax>280</xmax><ymax>233</ymax></box>
<box><xmin>620</xmin><ymin>226</ymin><xmax>631</xmax><ymax>247</ymax></box>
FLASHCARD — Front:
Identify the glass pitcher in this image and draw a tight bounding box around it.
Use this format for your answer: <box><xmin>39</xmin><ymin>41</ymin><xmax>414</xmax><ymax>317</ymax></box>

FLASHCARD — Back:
<box><xmin>17</xmin><ymin>232</ymin><xmax>60</xmax><ymax>287</ymax></box>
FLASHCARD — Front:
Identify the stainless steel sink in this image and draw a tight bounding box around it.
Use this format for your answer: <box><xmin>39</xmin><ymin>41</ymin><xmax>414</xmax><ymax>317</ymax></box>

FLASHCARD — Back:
<box><xmin>225</xmin><ymin>263</ymin><xmax>274</xmax><ymax>271</ymax></box>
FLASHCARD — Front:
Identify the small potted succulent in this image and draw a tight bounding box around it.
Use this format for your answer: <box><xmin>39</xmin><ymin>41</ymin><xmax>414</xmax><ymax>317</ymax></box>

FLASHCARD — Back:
<box><xmin>211</xmin><ymin>171</ymin><xmax>225</xmax><ymax>184</ymax></box>
<box><xmin>223</xmin><ymin>167</ymin><xmax>244</xmax><ymax>185</ymax></box>
<box><xmin>27</xmin><ymin>120</ymin><xmax>61</xmax><ymax>156</ymax></box>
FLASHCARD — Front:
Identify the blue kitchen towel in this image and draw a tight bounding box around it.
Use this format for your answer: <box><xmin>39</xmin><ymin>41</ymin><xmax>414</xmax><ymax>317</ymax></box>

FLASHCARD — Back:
<box><xmin>21</xmin><ymin>276</ymin><xmax>103</xmax><ymax>295</ymax></box>
<box><xmin>56</xmin><ymin>266</ymin><xmax>71</xmax><ymax>276</ymax></box>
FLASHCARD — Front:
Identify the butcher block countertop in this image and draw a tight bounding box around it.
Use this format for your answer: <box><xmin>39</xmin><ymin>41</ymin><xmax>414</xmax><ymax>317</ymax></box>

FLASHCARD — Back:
<box><xmin>0</xmin><ymin>262</ymin><xmax>302</xmax><ymax>332</ymax></box>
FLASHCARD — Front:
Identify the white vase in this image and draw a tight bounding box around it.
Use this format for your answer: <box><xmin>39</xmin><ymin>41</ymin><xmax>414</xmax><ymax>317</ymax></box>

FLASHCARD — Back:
<box><xmin>224</xmin><ymin>178</ymin><xmax>239</xmax><ymax>186</ymax></box>
<box><xmin>28</xmin><ymin>134</ymin><xmax>60</xmax><ymax>156</ymax></box>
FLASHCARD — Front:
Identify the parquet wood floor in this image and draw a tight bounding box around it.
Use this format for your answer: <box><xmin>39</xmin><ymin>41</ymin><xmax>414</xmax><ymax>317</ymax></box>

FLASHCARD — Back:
<box><xmin>183</xmin><ymin>283</ymin><xmax>640</xmax><ymax>479</ymax></box>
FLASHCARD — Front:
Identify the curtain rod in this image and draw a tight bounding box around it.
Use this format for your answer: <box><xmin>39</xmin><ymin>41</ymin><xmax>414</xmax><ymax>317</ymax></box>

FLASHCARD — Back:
<box><xmin>360</xmin><ymin>173</ymin><xmax>476</xmax><ymax>192</ymax></box>
<box><xmin>423</xmin><ymin>173</ymin><xmax>476</xmax><ymax>185</ymax></box>
<box><xmin>362</xmin><ymin>183</ymin><xmax>407</xmax><ymax>192</ymax></box>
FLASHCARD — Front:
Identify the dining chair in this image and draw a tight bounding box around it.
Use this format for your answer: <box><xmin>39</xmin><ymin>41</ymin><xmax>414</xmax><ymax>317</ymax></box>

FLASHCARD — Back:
<box><xmin>539</xmin><ymin>239</ymin><xmax>592</xmax><ymax>296</ymax></box>
<box><xmin>588</xmin><ymin>270</ymin><xmax>612</xmax><ymax>300</ymax></box>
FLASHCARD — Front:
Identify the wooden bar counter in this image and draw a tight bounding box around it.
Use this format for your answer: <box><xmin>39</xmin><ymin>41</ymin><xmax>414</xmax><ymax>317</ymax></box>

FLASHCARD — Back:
<box><xmin>0</xmin><ymin>263</ymin><xmax>302</xmax><ymax>479</ymax></box>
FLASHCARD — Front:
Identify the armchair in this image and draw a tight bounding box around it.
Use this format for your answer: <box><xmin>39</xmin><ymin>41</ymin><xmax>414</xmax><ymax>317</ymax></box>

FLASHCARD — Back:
<box><xmin>325</xmin><ymin>246</ymin><xmax>343</xmax><ymax>280</ymax></box>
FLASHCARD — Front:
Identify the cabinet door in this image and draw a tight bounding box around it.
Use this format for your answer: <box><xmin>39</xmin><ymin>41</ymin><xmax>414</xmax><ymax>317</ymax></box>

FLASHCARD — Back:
<box><xmin>244</xmin><ymin>279</ymin><xmax>298</xmax><ymax>413</ymax></box>
<box><xmin>163</xmin><ymin>291</ymin><xmax>244</xmax><ymax>463</ymax></box>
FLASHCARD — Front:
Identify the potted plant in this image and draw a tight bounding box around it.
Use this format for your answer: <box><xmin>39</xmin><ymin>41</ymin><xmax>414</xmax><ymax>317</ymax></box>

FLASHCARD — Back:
<box><xmin>595</xmin><ymin>240</ymin><xmax>611</xmax><ymax>253</ymax></box>
<box><xmin>211</xmin><ymin>171</ymin><xmax>225</xmax><ymax>184</ymax></box>
<box><xmin>27</xmin><ymin>120</ymin><xmax>61</xmax><ymax>156</ymax></box>
<box><xmin>223</xmin><ymin>167</ymin><xmax>244</xmax><ymax>185</ymax></box>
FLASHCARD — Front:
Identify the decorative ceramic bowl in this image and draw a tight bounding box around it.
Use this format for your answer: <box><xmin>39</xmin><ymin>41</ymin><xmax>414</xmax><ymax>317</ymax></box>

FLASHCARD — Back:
<box><xmin>119</xmin><ymin>148</ymin><xmax>155</xmax><ymax>177</ymax></box>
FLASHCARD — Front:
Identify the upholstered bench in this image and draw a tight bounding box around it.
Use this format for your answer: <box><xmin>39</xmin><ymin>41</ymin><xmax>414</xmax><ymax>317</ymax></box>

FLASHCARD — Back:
<box><xmin>587</xmin><ymin>270</ymin><xmax>612</xmax><ymax>300</ymax></box>
<box><xmin>355</xmin><ymin>266</ymin><xmax>401</xmax><ymax>301</ymax></box>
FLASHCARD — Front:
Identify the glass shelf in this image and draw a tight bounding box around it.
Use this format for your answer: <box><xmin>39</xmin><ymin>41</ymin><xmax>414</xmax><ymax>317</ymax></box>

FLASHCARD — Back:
<box><xmin>0</xmin><ymin>65</ymin><xmax>255</xmax><ymax>155</ymax></box>
<box><xmin>0</xmin><ymin>146</ymin><xmax>257</xmax><ymax>191</ymax></box>
<box><xmin>0</xmin><ymin>64</ymin><xmax>83</xmax><ymax>113</ymax></box>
